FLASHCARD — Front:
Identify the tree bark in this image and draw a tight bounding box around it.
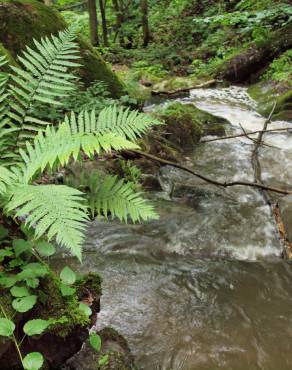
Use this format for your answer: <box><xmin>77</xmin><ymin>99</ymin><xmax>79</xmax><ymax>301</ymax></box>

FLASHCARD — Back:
<box><xmin>87</xmin><ymin>0</ymin><xmax>99</xmax><ymax>46</ymax></box>
<box><xmin>99</xmin><ymin>0</ymin><xmax>109</xmax><ymax>46</ymax></box>
<box><xmin>140</xmin><ymin>0</ymin><xmax>150</xmax><ymax>47</ymax></box>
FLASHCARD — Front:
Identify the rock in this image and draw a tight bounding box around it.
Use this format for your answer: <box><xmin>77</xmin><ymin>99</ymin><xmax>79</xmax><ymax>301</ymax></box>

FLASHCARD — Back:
<box><xmin>63</xmin><ymin>327</ymin><xmax>136</xmax><ymax>370</ymax></box>
<box><xmin>152</xmin><ymin>76</ymin><xmax>202</xmax><ymax>95</ymax></box>
<box><xmin>216</xmin><ymin>24</ymin><xmax>292</xmax><ymax>83</ymax></box>
<box><xmin>153</xmin><ymin>102</ymin><xmax>228</xmax><ymax>149</ymax></box>
<box><xmin>248</xmin><ymin>81</ymin><xmax>292</xmax><ymax>121</ymax></box>
<box><xmin>0</xmin><ymin>0</ymin><xmax>125</xmax><ymax>97</ymax></box>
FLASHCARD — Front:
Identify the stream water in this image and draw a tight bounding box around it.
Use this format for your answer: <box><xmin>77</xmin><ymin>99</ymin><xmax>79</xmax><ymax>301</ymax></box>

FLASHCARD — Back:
<box><xmin>66</xmin><ymin>87</ymin><xmax>292</xmax><ymax>369</ymax></box>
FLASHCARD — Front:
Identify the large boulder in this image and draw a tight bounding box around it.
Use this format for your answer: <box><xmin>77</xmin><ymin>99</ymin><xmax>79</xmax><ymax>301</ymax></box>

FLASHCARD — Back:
<box><xmin>0</xmin><ymin>0</ymin><xmax>125</xmax><ymax>97</ymax></box>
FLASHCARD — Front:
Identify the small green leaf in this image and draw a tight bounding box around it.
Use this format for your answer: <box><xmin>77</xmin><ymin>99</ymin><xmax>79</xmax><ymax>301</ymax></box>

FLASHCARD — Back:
<box><xmin>23</xmin><ymin>319</ymin><xmax>50</xmax><ymax>336</ymax></box>
<box><xmin>60</xmin><ymin>266</ymin><xmax>76</xmax><ymax>285</ymax></box>
<box><xmin>26</xmin><ymin>278</ymin><xmax>40</xmax><ymax>289</ymax></box>
<box><xmin>0</xmin><ymin>318</ymin><xmax>15</xmax><ymax>337</ymax></box>
<box><xmin>13</xmin><ymin>239</ymin><xmax>32</xmax><ymax>257</ymax></box>
<box><xmin>89</xmin><ymin>333</ymin><xmax>101</xmax><ymax>352</ymax></box>
<box><xmin>79</xmin><ymin>302</ymin><xmax>92</xmax><ymax>317</ymax></box>
<box><xmin>23</xmin><ymin>352</ymin><xmax>44</xmax><ymax>370</ymax></box>
<box><xmin>0</xmin><ymin>248</ymin><xmax>13</xmax><ymax>260</ymax></box>
<box><xmin>0</xmin><ymin>275</ymin><xmax>17</xmax><ymax>288</ymax></box>
<box><xmin>35</xmin><ymin>241</ymin><xmax>56</xmax><ymax>257</ymax></box>
<box><xmin>0</xmin><ymin>225</ymin><xmax>8</xmax><ymax>240</ymax></box>
<box><xmin>99</xmin><ymin>354</ymin><xmax>109</xmax><ymax>366</ymax></box>
<box><xmin>60</xmin><ymin>283</ymin><xmax>76</xmax><ymax>297</ymax></box>
<box><xmin>21</xmin><ymin>263</ymin><xmax>48</xmax><ymax>278</ymax></box>
<box><xmin>10</xmin><ymin>285</ymin><xmax>30</xmax><ymax>298</ymax></box>
<box><xmin>12</xmin><ymin>295</ymin><xmax>37</xmax><ymax>313</ymax></box>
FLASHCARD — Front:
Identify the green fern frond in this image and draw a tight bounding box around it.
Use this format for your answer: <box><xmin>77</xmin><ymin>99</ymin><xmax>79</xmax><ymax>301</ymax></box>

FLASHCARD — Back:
<box><xmin>7</xmin><ymin>25</ymin><xmax>80</xmax><ymax>142</ymax></box>
<box><xmin>18</xmin><ymin>120</ymin><xmax>139</xmax><ymax>183</ymax></box>
<box><xmin>88</xmin><ymin>174</ymin><xmax>158</xmax><ymax>222</ymax></box>
<box><xmin>69</xmin><ymin>106</ymin><xmax>162</xmax><ymax>141</ymax></box>
<box><xmin>5</xmin><ymin>184</ymin><xmax>88</xmax><ymax>259</ymax></box>
<box><xmin>0</xmin><ymin>166</ymin><xmax>16</xmax><ymax>195</ymax></box>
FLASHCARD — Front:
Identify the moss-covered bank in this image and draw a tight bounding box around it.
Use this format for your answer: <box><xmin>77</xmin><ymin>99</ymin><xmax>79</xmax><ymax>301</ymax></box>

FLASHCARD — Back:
<box><xmin>0</xmin><ymin>0</ymin><xmax>125</xmax><ymax>97</ymax></box>
<box><xmin>248</xmin><ymin>81</ymin><xmax>292</xmax><ymax>121</ymax></box>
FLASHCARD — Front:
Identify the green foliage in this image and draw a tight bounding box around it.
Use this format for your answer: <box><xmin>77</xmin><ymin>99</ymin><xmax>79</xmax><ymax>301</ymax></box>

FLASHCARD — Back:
<box><xmin>23</xmin><ymin>319</ymin><xmax>50</xmax><ymax>336</ymax></box>
<box><xmin>89</xmin><ymin>332</ymin><xmax>102</xmax><ymax>352</ymax></box>
<box><xmin>0</xmin><ymin>24</ymin><xmax>160</xmax><ymax>369</ymax></box>
<box><xmin>263</xmin><ymin>49</ymin><xmax>292</xmax><ymax>85</ymax></box>
<box><xmin>22</xmin><ymin>352</ymin><xmax>44</xmax><ymax>370</ymax></box>
<box><xmin>0</xmin><ymin>28</ymin><xmax>160</xmax><ymax>259</ymax></box>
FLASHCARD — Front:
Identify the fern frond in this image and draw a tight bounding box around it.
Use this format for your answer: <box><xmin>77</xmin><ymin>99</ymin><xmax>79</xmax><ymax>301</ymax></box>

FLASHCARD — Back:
<box><xmin>71</xmin><ymin>106</ymin><xmax>162</xmax><ymax>140</ymax></box>
<box><xmin>0</xmin><ymin>166</ymin><xmax>16</xmax><ymax>195</ymax></box>
<box><xmin>7</xmin><ymin>25</ymin><xmax>81</xmax><ymax>142</ymax></box>
<box><xmin>88</xmin><ymin>174</ymin><xmax>158</xmax><ymax>222</ymax></box>
<box><xmin>5</xmin><ymin>184</ymin><xmax>88</xmax><ymax>259</ymax></box>
<box><xmin>18</xmin><ymin>120</ymin><xmax>139</xmax><ymax>183</ymax></box>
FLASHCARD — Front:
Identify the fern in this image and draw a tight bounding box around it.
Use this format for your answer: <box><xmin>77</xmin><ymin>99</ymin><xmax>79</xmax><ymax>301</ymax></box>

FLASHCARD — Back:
<box><xmin>18</xmin><ymin>119</ymin><xmax>139</xmax><ymax>183</ymax></box>
<box><xmin>0</xmin><ymin>166</ymin><xmax>16</xmax><ymax>196</ymax></box>
<box><xmin>5</xmin><ymin>185</ymin><xmax>88</xmax><ymax>260</ymax></box>
<box><xmin>66</xmin><ymin>107</ymin><xmax>161</xmax><ymax>140</ymax></box>
<box><xmin>7</xmin><ymin>25</ymin><xmax>80</xmax><ymax>143</ymax></box>
<box><xmin>87</xmin><ymin>174</ymin><xmax>158</xmax><ymax>222</ymax></box>
<box><xmin>0</xmin><ymin>27</ymin><xmax>161</xmax><ymax>259</ymax></box>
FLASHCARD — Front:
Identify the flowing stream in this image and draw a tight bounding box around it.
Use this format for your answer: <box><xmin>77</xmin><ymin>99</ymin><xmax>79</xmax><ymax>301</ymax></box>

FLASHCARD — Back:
<box><xmin>64</xmin><ymin>87</ymin><xmax>292</xmax><ymax>369</ymax></box>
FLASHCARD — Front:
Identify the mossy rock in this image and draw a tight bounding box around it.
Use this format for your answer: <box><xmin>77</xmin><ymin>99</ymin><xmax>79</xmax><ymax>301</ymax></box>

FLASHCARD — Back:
<box><xmin>154</xmin><ymin>102</ymin><xmax>228</xmax><ymax>149</ymax></box>
<box><xmin>152</xmin><ymin>76</ymin><xmax>201</xmax><ymax>94</ymax></box>
<box><xmin>248</xmin><ymin>81</ymin><xmax>292</xmax><ymax>121</ymax></box>
<box><xmin>65</xmin><ymin>327</ymin><xmax>136</xmax><ymax>370</ymax></box>
<box><xmin>0</xmin><ymin>0</ymin><xmax>125</xmax><ymax>97</ymax></box>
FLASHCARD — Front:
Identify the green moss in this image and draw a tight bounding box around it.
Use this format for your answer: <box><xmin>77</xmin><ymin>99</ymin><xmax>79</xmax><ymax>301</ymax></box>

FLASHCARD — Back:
<box><xmin>78</xmin><ymin>38</ymin><xmax>126</xmax><ymax>98</ymax></box>
<box><xmin>36</xmin><ymin>275</ymin><xmax>90</xmax><ymax>337</ymax></box>
<box><xmin>152</xmin><ymin>76</ymin><xmax>201</xmax><ymax>94</ymax></box>
<box><xmin>248</xmin><ymin>81</ymin><xmax>292</xmax><ymax>121</ymax></box>
<box><xmin>0</xmin><ymin>0</ymin><xmax>125</xmax><ymax>98</ymax></box>
<box><xmin>155</xmin><ymin>102</ymin><xmax>228</xmax><ymax>148</ymax></box>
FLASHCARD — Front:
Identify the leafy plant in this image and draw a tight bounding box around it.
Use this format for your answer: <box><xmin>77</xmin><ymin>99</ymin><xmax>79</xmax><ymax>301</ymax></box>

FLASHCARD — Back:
<box><xmin>0</xmin><ymin>24</ymin><xmax>161</xmax><ymax>369</ymax></box>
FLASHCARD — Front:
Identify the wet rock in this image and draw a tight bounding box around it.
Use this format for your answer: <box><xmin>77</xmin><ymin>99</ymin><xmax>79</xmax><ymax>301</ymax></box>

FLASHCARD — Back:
<box><xmin>153</xmin><ymin>102</ymin><xmax>228</xmax><ymax>149</ymax></box>
<box><xmin>63</xmin><ymin>327</ymin><xmax>136</xmax><ymax>370</ymax></box>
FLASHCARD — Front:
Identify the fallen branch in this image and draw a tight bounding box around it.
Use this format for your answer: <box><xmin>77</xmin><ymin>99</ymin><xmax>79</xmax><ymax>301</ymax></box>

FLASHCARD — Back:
<box><xmin>251</xmin><ymin>102</ymin><xmax>277</xmax><ymax>203</ymax></box>
<box><xmin>152</xmin><ymin>79</ymin><xmax>217</xmax><ymax>96</ymax></box>
<box><xmin>201</xmin><ymin>126</ymin><xmax>292</xmax><ymax>143</ymax></box>
<box><xmin>130</xmin><ymin>149</ymin><xmax>292</xmax><ymax>195</ymax></box>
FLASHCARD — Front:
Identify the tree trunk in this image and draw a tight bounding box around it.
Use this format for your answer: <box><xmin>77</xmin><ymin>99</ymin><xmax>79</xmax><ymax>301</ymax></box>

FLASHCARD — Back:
<box><xmin>140</xmin><ymin>0</ymin><xmax>150</xmax><ymax>47</ymax></box>
<box><xmin>87</xmin><ymin>0</ymin><xmax>99</xmax><ymax>46</ymax></box>
<box><xmin>112</xmin><ymin>0</ymin><xmax>125</xmax><ymax>46</ymax></box>
<box><xmin>99</xmin><ymin>0</ymin><xmax>109</xmax><ymax>46</ymax></box>
<box><xmin>44</xmin><ymin>0</ymin><xmax>53</xmax><ymax>4</ymax></box>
